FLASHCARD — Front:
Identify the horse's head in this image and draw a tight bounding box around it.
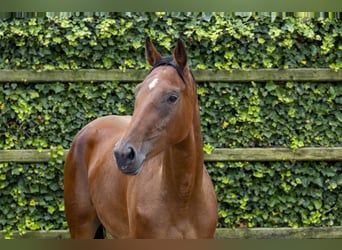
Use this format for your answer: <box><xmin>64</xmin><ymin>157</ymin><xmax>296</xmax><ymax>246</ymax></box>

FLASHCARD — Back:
<box><xmin>114</xmin><ymin>37</ymin><xmax>197</xmax><ymax>175</ymax></box>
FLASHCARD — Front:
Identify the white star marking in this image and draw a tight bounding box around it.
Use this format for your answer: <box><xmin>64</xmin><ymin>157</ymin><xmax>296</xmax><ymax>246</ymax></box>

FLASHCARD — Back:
<box><xmin>148</xmin><ymin>78</ymin><xmax>159</xmax><ymax>90</ymax></box>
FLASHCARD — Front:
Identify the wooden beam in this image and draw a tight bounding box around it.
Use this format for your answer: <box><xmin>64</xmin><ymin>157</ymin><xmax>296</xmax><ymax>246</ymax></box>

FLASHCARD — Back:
<box><xmin>0</xmin><ymin>69</ymin><xmax>147</xmax><ymax>83</ymax></box>
<box><xmin>214</xmin><ymin>226</ymin><xmax>342</xmax><ymax>239</ymax></box>
<box><xmin>194</xmin><ymin>68</ymin><xmax>342</xmax><ymax>82</ymax></box>
<box><xmin>204</xmin><ymin>147</ymin><xmax>342</xmax><ymax>162</ymax></box>
<box><xmin>1</xmin><ymin>147</ymin><xmax>342</xmax><ymax>163</ymax></box>
<box><xmin>1</xmin><ymin>227</ymin><xmax>341</xmax><ymax>239</ymax></box>
<box><xmin>0</xmin><ymin>230</ymin><xmax>69</xmax><ymax>239</ymax></box>
<box><xmin>0</xmin><ymin>149</ymin><xmax>55</xmax><ymax>163</ymax></box>
<box><xmin>0</xmin><ymin>68</ymin><xmax>341</xmax><ymax>83</ymax></box>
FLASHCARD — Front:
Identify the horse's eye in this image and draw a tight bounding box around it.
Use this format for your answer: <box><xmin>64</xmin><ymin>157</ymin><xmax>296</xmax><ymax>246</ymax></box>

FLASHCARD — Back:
<box><xmin>167</xmin><ymin>94</ymin><xmax>178</xmax><ymax>104</ymax></box>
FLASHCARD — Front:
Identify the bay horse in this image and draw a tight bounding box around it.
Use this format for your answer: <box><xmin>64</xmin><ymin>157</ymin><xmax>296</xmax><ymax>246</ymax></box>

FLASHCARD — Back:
<box><xmin>63</xmin><ymin>37</ymin><xmax>218</xmax><ymax>239</ymax></box>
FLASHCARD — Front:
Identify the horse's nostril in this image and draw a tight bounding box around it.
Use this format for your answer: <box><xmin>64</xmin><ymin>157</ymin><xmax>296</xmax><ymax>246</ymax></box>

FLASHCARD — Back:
<box><xmin>114</xmin><ymin>144</ymin><xmax>136</xmax><ymax>165</ymax></box>
<box><xmin>127</xmin><ymin>146</ymin><xmax>135</xmax><ymax>161</ymax></box>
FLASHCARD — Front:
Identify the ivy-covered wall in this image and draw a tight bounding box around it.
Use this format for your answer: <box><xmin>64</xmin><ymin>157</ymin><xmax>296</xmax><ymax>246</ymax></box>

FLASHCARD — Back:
<box><xmin>0</xmin><ymin>13</ymin><xmax>341</xmax><ymax>237</ymax></box>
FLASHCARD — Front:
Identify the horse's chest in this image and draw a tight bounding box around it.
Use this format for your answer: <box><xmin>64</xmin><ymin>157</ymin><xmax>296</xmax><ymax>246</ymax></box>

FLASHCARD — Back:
<box><xmin>133</xmin><ymin>204</ymin><xmax>198</xmax><ymax>238</ymax></box>
<box><xmin>130</xmin><ymin>193</ymin><xmax>201</xmax><ymax>238</ymax></box>
<box><xmin>126</xmin><ymin>168</ymin><xmax>214</xmax><ymax>238</ymax></box>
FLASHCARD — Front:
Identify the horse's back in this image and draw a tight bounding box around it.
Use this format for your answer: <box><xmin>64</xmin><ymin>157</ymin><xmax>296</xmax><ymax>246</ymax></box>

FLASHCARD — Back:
<box><xmin>64</xmin><ymin>115</ymin><xmax>131</xmax><ymax>238</ymax></box>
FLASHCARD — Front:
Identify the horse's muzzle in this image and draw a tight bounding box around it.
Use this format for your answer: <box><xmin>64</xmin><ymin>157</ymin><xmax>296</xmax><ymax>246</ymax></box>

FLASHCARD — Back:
<box><xmin>113</xmin><ymin>143</ymin><xmax>144</xmax><ymax>176</ymax></box>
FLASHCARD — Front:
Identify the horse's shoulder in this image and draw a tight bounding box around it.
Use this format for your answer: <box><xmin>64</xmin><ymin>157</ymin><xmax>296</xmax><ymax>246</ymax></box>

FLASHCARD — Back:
<box><xmin>72</xmin><ymin>115</ymin><xmax>130</xmax><ymax>146</ymax></box>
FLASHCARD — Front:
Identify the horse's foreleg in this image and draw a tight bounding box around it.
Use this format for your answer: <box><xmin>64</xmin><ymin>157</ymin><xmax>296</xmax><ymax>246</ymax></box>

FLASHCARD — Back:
<box><xmin>68</xmin><ymin>212</ymin><xmax>103</xmax><ymax>239</ymax></box>
<box><xmin>64</xmin><ymin>142</ymin><xmax>104</xmax><ymax>239</ymax></box>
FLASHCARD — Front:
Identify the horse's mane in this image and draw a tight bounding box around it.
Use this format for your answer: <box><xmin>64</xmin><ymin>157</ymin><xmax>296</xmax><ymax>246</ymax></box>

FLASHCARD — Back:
<box><xmin>149</xmin><ymin>56</ymin><xmax>186</xmax><ymax>83</ymax></box>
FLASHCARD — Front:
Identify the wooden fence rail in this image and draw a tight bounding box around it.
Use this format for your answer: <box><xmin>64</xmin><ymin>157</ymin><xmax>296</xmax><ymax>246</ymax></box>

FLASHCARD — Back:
<box><xmin>1</xmin><ymin>147</ymin><xmax>342</xmax><ymax>163</ymax></box>
<box><xmin>1</xmin><ymin>227</ymin><xmax>342</xmax><ymax>239</ymax></box>
<box><xmin>0</xmin><ymin>68</ymin><xmax>341</xmax><ymax>83</ymax></box>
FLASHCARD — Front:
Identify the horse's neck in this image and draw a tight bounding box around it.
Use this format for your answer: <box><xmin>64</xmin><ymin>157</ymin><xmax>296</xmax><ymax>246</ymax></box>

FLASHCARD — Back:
<box><xmin>162</xmin><ymin>99</ymin><xmax>204</xmax><ymax>201</ymax></box>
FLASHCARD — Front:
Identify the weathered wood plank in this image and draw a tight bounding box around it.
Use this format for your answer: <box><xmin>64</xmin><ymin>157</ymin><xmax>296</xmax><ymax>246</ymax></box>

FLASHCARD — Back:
<box><xmin>194</xmin><ymin>68</ymin><xmax>342</xmax><ymax>82</ymax></box>
<box><xmin>1</xmin><ymin>147</ymin><xmax>342</xmax><ymax>163</ymax></box>
<box><xmin>0</xmin><ymin>69</ymin><xmax>147</xmax><ymax>83</ymax></box>
<box><xmin>214</xmin><ymin>226</ymin><xmax>342</xmax><ymax>239</ymax></box>
<box><xmin>0</xmin><ymin>149</ymin><xmax>54</xmax><ymax>163</ymax></box>
<box><xmin>1</xmin><ymin>227</ymin><xmax>342</xmax><ymax>239</ymax></box>
<box><xmin>0</xmin><ymin>68</ymin><xmax>341</xmax><ymax>83</ymax></box>
<box><xmin>204</xmin><ymin>147</ymin><xmax>342</xmax><ymax>162</ymax></box>
<box><xmin>0</xmin><ymin>230</ymin><xmax>69</xmax><ymax>239</ymax></box>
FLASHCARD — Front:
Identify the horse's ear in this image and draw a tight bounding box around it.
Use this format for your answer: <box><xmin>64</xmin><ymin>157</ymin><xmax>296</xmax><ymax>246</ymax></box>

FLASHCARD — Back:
<box><xmin>173</xmin><ymin>39</ymin><xmax>187</xmax><ymax>70</ymax></box>
<box><xmin>145</xmin><ymin>37</ymin><xmax>162</xmax><ymax>66</ymax></box>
